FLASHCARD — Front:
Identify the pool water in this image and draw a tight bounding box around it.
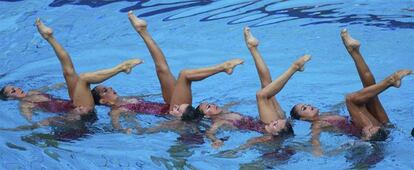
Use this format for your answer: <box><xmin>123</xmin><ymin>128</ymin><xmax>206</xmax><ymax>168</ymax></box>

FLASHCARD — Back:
<box><xmin>1</xmin><ymin>0</ymin><xmax>414</xmax><ymax>169</ymax></box>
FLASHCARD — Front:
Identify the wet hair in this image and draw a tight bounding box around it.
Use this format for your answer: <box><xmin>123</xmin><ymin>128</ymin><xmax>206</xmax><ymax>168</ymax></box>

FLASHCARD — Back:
<box><xmin>277</xmin><ymin>121</ymin><xmax>294</xmax><ymax>137</ymax></box>
<box><xmin>0</xmin><ymin>87</ymin><xmax>8</xmax><ymax>101</ymax></box>
<box><xmin>290</xmin><ymin>105</ymin><xmax>301</xmax><ymax>120</ymax></box>
<box><xmin>195</xmin><ymin>105</ymin><xmax>203</xmax><ymax>114</ymax></box>
<box><xmin>369</xmin><ymin>127</ymin><xmax>388</xmax><ymax>141</ymax></box>
<box><xmin>91</xmin><ymin>86</ymin><xmax>102</xmax><ymax>105</ymax></box>
<box><xmin>411</xmin><ymin>128</ymin><xmax>414</xmax><ymax>137</ymax></box>
<box><xmin>181</xmin><ymin>105</ymin><xmax>204</xmax><ymax>121</ymax></box>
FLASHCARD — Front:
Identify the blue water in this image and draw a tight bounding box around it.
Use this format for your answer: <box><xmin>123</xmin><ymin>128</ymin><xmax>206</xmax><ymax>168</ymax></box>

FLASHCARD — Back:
<box><xmin>1</xmin><ymin>0</ymin><xmax>414</xmax><ymax>169</ymax></box>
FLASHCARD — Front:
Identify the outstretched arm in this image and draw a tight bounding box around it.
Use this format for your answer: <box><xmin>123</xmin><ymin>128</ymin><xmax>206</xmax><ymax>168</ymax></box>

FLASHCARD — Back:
<box><xmin>311</xmin><ymin>122</ymin><xmax>323</xmax><ymax>156</ymax></box>
<box><xmin>109</xmin><ymin>109</ymin><xmax>133</xmax><ymax>134</ymax></box>
<box><xmin>206</xmin><ymin>121</ymin><xmax>226</xmax><ymax>149</ymax></box>
<box><xmin>19</xmin><ymin>102</ymin><xmax>35</xmax><ymax>122</ymax></box>
<box><xmin>33</xmin><ymin>83</ymin><xmax>66</xmax><ymax>93</ymax></box>
<box><xmin>0</xmin><ymin>116</ymin><xmax>67</xmax><ymax>131</ymax></box>
<box><xmin>137</xmin><ymin>119</ymin><xmax>183</xmax><ymax>134</ymax></box>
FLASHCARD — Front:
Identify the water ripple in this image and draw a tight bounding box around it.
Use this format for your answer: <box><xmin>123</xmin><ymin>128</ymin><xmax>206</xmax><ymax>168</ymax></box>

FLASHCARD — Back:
<box><xmin>9</xmin><ymin>0</ymin><xmax>409</xmax><ymax>29</ymax></box>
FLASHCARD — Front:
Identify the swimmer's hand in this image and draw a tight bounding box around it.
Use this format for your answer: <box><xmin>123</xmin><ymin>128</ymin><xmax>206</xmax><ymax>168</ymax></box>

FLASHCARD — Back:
<box><xmin>212</xmin><ymin>139</ymin><xmax>224</xmax><ymax>149</ymax></box>
<box><xmin>123</xmin><ymin>128</ymin><xmax>132</xmax><ymax>135</ymax></box>
<box><xmin>312</xmin><ymin>146</ymin><xmax>323</xmax><ymax>157</ymax></box>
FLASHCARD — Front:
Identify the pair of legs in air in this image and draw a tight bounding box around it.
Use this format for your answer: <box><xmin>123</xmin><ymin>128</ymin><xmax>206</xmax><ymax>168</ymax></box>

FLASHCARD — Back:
<box><xmin>245</xmin><ymin>27</ymin><xmax>309</xmax><ymax>131</ymax></box>
<box><xmin>341</xmin><ymin>29</ymin><xmax>412</xmax><ymax>140</ymax></box>
<box><xmin>34</xmin><ymin>19</ymin><xmax>140</xmax><ymax>119</ymax></box>
<box><xmin>291</xmin><ymin>29</ymin><xmax>412</xmax><ymax>147</ymax></box>
<box><xmin>199</xmin><ymin>28</ymin><xmax>309</xmax><ymax>149</ymax></box>
<box><xmin>128</xmin><ymin>11</ymin><xmax>243</xmax><ymax>120</ymax></box>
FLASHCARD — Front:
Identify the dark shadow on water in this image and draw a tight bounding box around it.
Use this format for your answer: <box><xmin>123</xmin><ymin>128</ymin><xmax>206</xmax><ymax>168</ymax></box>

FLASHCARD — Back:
<box><xmin>326</xmin><ymin>141</ymin><xmax>385</xmax><ymax>169</ymax></box>
<box><xmin>345</xmin><ymin>142</ymin><xmax>385</xmax><ymax>169</ymax></box>
<box><xmin>48</xmin><ymin>0</ymin><xmax>137</xmax><ymax>8</ymax></box>
<box><xmin>215</xmin><ymin>135</ymin><xmax>295</xmax><ymax>168</ymax></box>
<box><xmin>2</xmin><ymin>0</ymin><xmax>413</xmax><ymax>29</ymax></box>
<box><xmin>145</xmin><ymin>120</ymin><xmax>205</xmax><ymax>169</ymax></box>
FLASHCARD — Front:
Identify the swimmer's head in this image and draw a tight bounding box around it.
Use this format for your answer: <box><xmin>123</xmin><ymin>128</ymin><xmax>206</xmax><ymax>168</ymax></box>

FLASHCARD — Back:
<box><xmin>91</xmin><ymin>85</ymin><xmax>119</xmax><ymax>106</ymax></box>
<box><xmin>362</xmin><ymin>125</ymin><xmax>387</xmax><ymax>141</ymax></box>
<box><xmin>169</xmin><ymin>104</ymin><xmax>204</xmax><ymax>121</ymax></box>
<box><xmin>196</xmin><ymin>102</ymin><xmax>223</xmax><ymax>117</ymax></box>
<box><xmin>265</xmin><ymin>119</ymin><xmax>294</xmax><ymax>136</ymax></box>
<box><xmin>0</xmin><ymin>85</ymin><xmax>26</xmax><ymax>100</ymax></box>
<box><xmin>290</xmin><ymin>103</ymin><xmax>319</xmax><ymax>121</ymax></box>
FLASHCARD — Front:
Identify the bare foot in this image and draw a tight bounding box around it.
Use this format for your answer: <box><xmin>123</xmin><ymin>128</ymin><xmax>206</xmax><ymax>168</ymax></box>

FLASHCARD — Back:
<box><xmin>35</xmin><ymin>18</ymin><xmax>53</xmax><ymax>39</ymax></box>
<box><xmin>293</xmin><ymin>55</ymin><xmax>311</xmax><ymax>71</ymax></box>
<box><xmin>388</xmin><ymin>69</ymin><xmax>412</xmax><ymax>87</ymax></box>
<box><xmin>243</xmin><ymin>27</ymin><xmax>259</xmax><ymax>48</ymax></box>
<box><xmin>121</xmin><ymin>59</ymin><xmax>144</xmax><ymax>74</ymax></box>
<box><xmin>341</xmin><ymin>29</ymin><xmax>360</xmax><ymax>52</ymax></box>
<box><xmin>223</xmin><ymin>59</ymin><xmax>244</xmax><ymax>74</ymax></box>
<box><xmin>128</xmin><ymin>11</ymin><xmax>147</xmax><ymax>32</ymax></box>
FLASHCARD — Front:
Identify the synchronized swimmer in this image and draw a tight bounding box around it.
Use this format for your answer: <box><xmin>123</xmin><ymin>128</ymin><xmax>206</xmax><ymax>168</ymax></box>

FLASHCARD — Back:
<box><xmin>1</xmin><ymin>18</ymin><xmax>141</xmax><ymax>127</ymax></box>
<box><xmin>1</xmin><ymin>11</ymin><xmax>412</xmax><ymax>153</ymax></box>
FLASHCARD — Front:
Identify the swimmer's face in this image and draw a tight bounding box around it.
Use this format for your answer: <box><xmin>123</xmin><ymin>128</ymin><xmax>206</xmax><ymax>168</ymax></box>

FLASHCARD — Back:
<box><xmin>3</xmin><ymin>85</ymin><xmax>26</xmax><ymax>99</ymax></box>
<box><xmin>198</xmin><ymin>102</ymin><xmax>222</xmax><ymax>117</ymax></box>
<box><xmin>265</xmin><ymin>119</ymin><xmax>287</xmax><ymax>135</ymax></box>
<box><xmin>293</xmin><ymin>103</ymin><xmax>319</xmax><ymax>121</ymax></box>
<box><xmin>361</xmin><ymin>125</ymin><xmax>380</xmax><ymax>141</ymax></box>
<box><xmin>95</xmin><ymin>85</ymin><xmax>118</xmax><ymax>105</ymax></box>
<box><xmin>169</xmin><ymin>104</ymin><xmax>189</xmax><ymax>117</ymax></box>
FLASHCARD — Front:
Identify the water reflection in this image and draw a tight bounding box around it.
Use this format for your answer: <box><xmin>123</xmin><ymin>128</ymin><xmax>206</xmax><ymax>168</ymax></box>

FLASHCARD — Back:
<box><xmin>143</xmin><ymin>120</ymin><xmax>205</xmax><ymax>169</ymax></box>
<box><xmin>36</xmin><ymin>0</ymin><xmax>414</xmax><ymax>29</ymax></box>
<box><xmin>216</xmin><ymin>136</ymin><xmax>295</xmax><ymax>168</ymax></box>
<box><xmin>345</xmin><ymin>142</ymin><xmax>384</xmax><ymax>169</ymax></box>
<box><xmin>326</xmin><ymin>141</ymin><xmax>385</xmax><ymax>169</ymax></box>
<box><xmin>2</xmin><ymin>0</ymin><xmax>412</xmax><ymax>29</ymax></box>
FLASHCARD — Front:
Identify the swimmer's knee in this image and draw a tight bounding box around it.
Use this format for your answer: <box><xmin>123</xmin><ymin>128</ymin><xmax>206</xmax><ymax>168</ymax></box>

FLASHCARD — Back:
<box><xmin>156</xmin><ymin>65</ymin><xmax>170</xmax><ymax>74</ymax></box>
<box><xmin>256</xmin><ymin>90</ymin><xmax>266</xmax><ymax>100</ymax></box>
<box><xmin>63</xmin><ymin>69</ymin><xmax>76</xmax><ymax>78</ymax></box>
<box><xmin>345</xmin><ymin>93</ymin><xmax>357</xmax><ymax>105</ymax></box>
<box><xmin>178</xmin><ymin>70</ymin><xmax>191</xmax><ymax>79</ymax></box>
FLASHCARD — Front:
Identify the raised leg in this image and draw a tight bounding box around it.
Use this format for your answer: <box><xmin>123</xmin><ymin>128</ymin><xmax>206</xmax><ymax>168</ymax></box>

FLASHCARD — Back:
<box><xmin>73</xmin><ymin>59</ymin><xmax>142</xmax><ymax>108</ymax></box>
<box><xmin>345</xmin><ymin>70</ymin><xmax>412</xmax><ymax>128</ymax></box>
<box><xmin>128</xmin><ymin>11</ymin><xmax>176</xmax><ymax>104</ymax></box>
<box><xmin>256</xmin><ymin>55</ymin><xmax>310</xmax><ymax>123</ymax></box>
<box><xmin>244</xmin><ymin>27</ymin><xmax>281</xmax><ymax>112</ymax></box>
<box><xmin>36</xmin><ymin>18</ymin><xmax>78</xmax><ymax>99</ymax></box>
<box><xmin>169</xmin><ymin>59</ymin><xmax>243</xmax><ymax>107</ymax></box>
<box><xmin>341</xmin><ymin>29</ymin><xmax>389</xmax><ymax>124</ymax></box>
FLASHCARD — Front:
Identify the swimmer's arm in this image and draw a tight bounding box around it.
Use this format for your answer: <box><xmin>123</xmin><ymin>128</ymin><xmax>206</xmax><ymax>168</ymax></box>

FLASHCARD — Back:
<box><xmin>109</xmin><ymin>109</ymin><xmax>132</xmax><ymax>134</ymax></box>
<box><xmin>34</xmin><ymin>82</ymin><xmax>66</xmax><ymax>93</ymax></box>
<box><xmin>139</xmin><ymin>120</ymin><xmax>179</xmax><ymax>134</ymax></box>
<box><xmin>207</xmin><ymin>121</ymin><xmax>226</xmax><ymax>148</ymax></box>
<box><xmin>244</xmin><ymin>136</ymin><xmax>272</xmax><ymax>148</ymax></box>
<box><xmin>311</xmin><ymin>123</ymin><xmax>323</xmax><ymax>156</ymax></box>
<box><xmin>19</xmin><ymin>102</ymin><xmax>34</xmax><ymax>122</ymax></box>
<box><xmin>1</xmin><ymin>116</ymin><xmax>65</xmax><ymax>131</ymax></box>
<box><xmin>220</xmin><ymin>136</ymin><xmax>271</xmax><ymax>156</ymax></box>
